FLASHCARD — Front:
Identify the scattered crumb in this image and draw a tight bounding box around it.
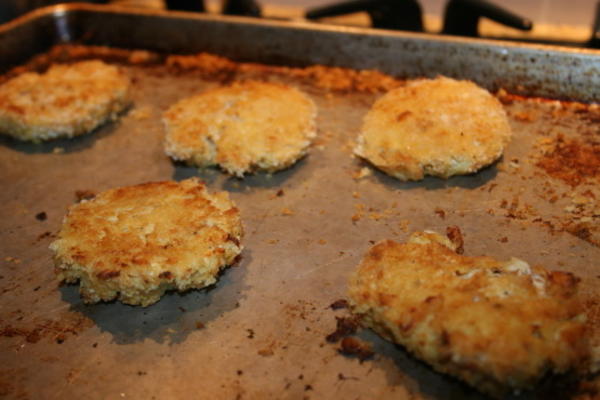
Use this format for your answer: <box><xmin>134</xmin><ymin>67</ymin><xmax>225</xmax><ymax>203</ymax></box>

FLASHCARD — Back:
<box><xmin>330</xmin><ymin>299</ymin><xmax>349</xmax><ymax>310</ymax></box>
<box><xmin>535</xmin><ymin>134</ymin><xmax>600</xmax><ymax>187</ymax></box>
<box><xmin>195</xmin><ymin>321</ymin><xmax>205</xmax><ymax>329</ymax></box>
<box><xmin>434</xmin><ymin>207</ymin><xmax>446</xmax><ymax>219</ymax></box>
<box><xmin>52</xmin><ymin>147</ymin><xmax>64</xmax><ymax>154</ymax></box>
<box><xmin>266</xmin><ymin>239</ymin><xmax>279</xmax><ymax>245</ymax></box>
<box><xmin>75</xmin><ymin>190</ymin><xmax>96</xmax><ymax>202</ymax></box>
<box><xmin>338</xmin><ymin>337</ymin><xmax>374</xmax><ymax>362</ymax></box>
<box><xmin>318</xmin><ymin>239</ymin><xmax>327</xmax><ymax>245</ymax></box>
<box><xmin>35</xmin><ymin>211</ymin><xmax>47</xmax><ymax>221</ymax></box>
<box><xmin>352</xmin><ymin>167</ymin><xmax>372</xmax><ymax>180</ymax></box>
<box><xmin>281</xmin><ymin>208</ymin><xmax>294</xmax><ymax>216</ymax></box>
<box><xmin>446</xmin><ymin>226</ymin><xmax>464</xmax><ymax>254</ymax></box>
<box><xmin>352</xmin><ymin>191</ymin><xmax>360</xmax><ymax>199</ymax></box>
<box><xmin>258</xmin><ymin>348</ymin><xmax>274</xmax><ymax>357</ymax></box>
<box><xmin>499</xmin><ymin>236</ymin><xmax>509</xmax><ymax>243</ymax></box>
<box><xmin>326</xmin><ymin>316</ymin><xmax>359</xmax><ymax>343</ymax></box>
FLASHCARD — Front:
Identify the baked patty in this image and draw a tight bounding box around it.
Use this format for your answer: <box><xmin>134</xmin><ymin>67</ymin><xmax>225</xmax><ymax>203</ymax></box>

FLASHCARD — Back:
<box><xmin>163</xmin><ymin>80</ymin><xmax>317</xmax><ymax>176</ymax></box>
<box><xmin>348</xmin><ymin>231</ymin><xmax>589</xmax><ymax>396</ymax></box>
<box><xmin>355</xmin><ymin>76</ymin><xmax>512</xmax><ymax>180</ymax></box>
<box><xmin>50</xmin><ymin>178</ymin><xmax>243</xmax><ymax>307</ymax></box>
<box><xmin>0</xmin><ymin>60</ymin><xmax>131</xmax><ymax>142</ymax></box>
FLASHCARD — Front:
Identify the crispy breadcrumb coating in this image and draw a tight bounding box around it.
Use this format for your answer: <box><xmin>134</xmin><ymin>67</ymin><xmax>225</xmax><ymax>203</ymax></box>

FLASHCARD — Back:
<box><xmin>349</xmin><ymin>231</ymin><xmax>589</xmax><ymax>396</ymax></box>
<box><xmin>50</xmin><ymin>178</ymin><xmax>243</xmax><ymax>307</ymax></box>
<box><xmin>0</xmin><ymin>60</ymin><xmax>131</xmax><ymax>141</ymax></box>
<box><xmin>355</xmin><ymin>76</ymin><xmax>512</xmax><ymax>180</ymax></box>
<box><xmin>163</xmin><ymin>80</ymin><xmax>316</xmax><ymax>177</ymax></box>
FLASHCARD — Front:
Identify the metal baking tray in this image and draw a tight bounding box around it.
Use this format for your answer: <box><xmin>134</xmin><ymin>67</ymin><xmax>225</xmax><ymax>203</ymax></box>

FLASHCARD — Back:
<box><xmin>1</xmin><ymin>4</ymin><xmax>599</xmax><ymax>399</ymax></box>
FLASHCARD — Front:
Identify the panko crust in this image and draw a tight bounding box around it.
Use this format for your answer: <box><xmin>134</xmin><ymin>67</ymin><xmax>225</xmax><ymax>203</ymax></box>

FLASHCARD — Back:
<box><xmin>163</xmin><ymin>80</ymin><xmax>317</xmax><ymax>177</ymax></box>
<box><xmin>49</xmin><ymin>178</ymin><xmax>243</xmax><ymax>307</ymax></box>
<box><xmin>348</xmin><ymin>231</ymin><xmax>589</xmax><ymax>397</ymax></box>
<box><xmin>355</xmin><ymin>76</ymin><xmax>512</xmax><ymax>180</ymax></box>
<box><xmin>0</xmin><ymin>60</ymin><xmax>131</xmax><ymax>142</ymax></box>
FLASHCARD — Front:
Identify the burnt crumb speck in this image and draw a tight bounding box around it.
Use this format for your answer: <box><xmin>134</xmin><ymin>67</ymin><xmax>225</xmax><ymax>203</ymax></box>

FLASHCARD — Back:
<box><xmin>195</xmin><ymin>321</ymin><xmax>205</xmax><ymax>329</ymax></box>
<box><xmin>329</xmin><ymin>299</ymin><xmax>349</xmax><ymax>310</ymax></box>
<box><xmin>178</xmin><ymin>306</ymin><xmax>186</xmax><ymax>313</ymax></box>
<box><xmin>55</xmin><ymin>334</ymin><xmax>65</xmax><ymax>344</ymax></box>
<box><xmin>326</xmin><ymin>316</ymin><xmax>359</xmax><ymax>343</ymax></box>
<box><xmin>33</xmin><ymin>286</ymin><xmax>41</xmax><ymax>292</ymax></box>
<box><xmin>338</xmin><ymin>337</ymin><xmax>374</xmax><ymax>362</ymax></box>
<box><xmin>236</xmin><ymin>370</ymin><xmax>243</xmax><ymax>376</ymax></box>
<box><xmin>276</xmin><ymin>189</ymin><xmax>284</xmax><ymax>197</ymax></box>
<box><xmin>246</xmin><ymin>329</ymin><xmax>255</xmax><ymax>339</ymax></box>
<box><xmin>35</xmin><ymin>212</ymin><xmax>47</xmax><ymax>221</ymax></box>
<box><xmin>92</xmin><ymin>343</ymin><xmax>98</xmax><ymax>348</ymax></box>
<box><xmin>304</xmin><ymin>385</ymin><xmax>313</xmax><ymax>391</ymax></box>
<box><xmin>137</xmin><ymin>371</ymin><xmax>147</xmax><ymax>376</ymax></box>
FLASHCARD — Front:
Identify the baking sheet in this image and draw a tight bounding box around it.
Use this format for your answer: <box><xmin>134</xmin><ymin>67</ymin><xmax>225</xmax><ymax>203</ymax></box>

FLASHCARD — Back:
<box><xmin>1</xmin><ymin>6</ymin><xmax>599</xmax><ymax>400</ymax></box>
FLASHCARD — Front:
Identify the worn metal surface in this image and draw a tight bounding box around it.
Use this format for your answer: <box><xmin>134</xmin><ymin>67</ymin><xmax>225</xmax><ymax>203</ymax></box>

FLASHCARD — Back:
<box><xmin>0</xmin><ymin>6</ymin><xmax>599</xmax><ymax>400</ymax></box>
<box><xmin>0</xmin><ymin>3</ymin><xmax>599</xmax><ymax>101</ymax></box>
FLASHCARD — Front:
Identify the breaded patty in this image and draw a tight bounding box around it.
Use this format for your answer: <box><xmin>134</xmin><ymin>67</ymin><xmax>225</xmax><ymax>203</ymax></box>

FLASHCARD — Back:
<box><xmin>0</xmin><ymin>60</ymin><xmax>131</xmax><ymax>142</ymax></box>
<box><xmin>163</xmin><ymin>80</ymin><xmax>317</xmax><ymax>177</ymax></box>
<box><xmin>355</xmin><ymin>76</ymin><xmax>512</xmax><ymax>180</ymax></box>
<box><xmin>50</xmin><ymin>178</ymin><xmax>243</xmax><ymax>307</ymax></box>
<box><xmin>348</xmin><ymin>231</ymin><xmax>589</xmax><ymax>397</ymax></box>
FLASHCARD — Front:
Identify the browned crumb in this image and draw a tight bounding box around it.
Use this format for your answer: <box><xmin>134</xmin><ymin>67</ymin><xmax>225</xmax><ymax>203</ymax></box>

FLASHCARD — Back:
<box><xmin>536</xmin><ymin>135</ymin><xmax>600</xmax><ymax>187</ymax></box>
<box><xmin>434</xmin><ymin>207</ymin><xmax>446</xmax><ymax>219</ymax></box>
<box><xmin>35</xmin><ymin>212</ymin><xmax>47</xmax><ymax>221</ymax></box>
<box><xmin>281</xmin><ymin>208</ymin><xmax>295</xmax><ymax>216</ymax></box>
<box><xmin>446</xmin><ymin>225</ymin><xmax>464</xmax><ymax>254</ymax></box>
<box><xmin>326</xmin><ymin>316</ymin><xmax>359</xmax><ymax>343</ymax></box>
<box><xmin>330</xmin><ymin>299</ymin><xmax>349</xmax><ymax>310</ymax></box>
<box><xmin>338</xmin><ymin>337</ymin><xmax>374</xmax><ymax>362</ymax></box>
<box><xmin>75</xmin><ymin>189</ymin><xmax>96</xmax><ymax>202</ymax></box>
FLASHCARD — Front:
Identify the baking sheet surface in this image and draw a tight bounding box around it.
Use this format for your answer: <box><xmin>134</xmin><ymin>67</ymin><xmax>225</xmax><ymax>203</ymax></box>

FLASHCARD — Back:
<box><xmin>0</xmin><ymin>48</ymin><xmax>599</xmax><ymax>400</ymax></box>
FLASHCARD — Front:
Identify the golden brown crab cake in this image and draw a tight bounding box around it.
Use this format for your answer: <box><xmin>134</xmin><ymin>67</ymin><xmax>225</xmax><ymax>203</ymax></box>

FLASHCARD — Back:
<box><xmin>163</xmin><ymin>80</ymin><xmax>317</xmax><ymax>177</ymax></box>
<box><xmin>0</xmin><ymin>60</ymin><xmax>131</xmax><ymax>142</ymax></box>
<box><xmin>50</xmin><ymin>178</ymin><xmax>243</xmax><ymax>307</ymax></box>
<box><xmin>348</xmin><ymin>231</ymin><xmax>589</xmax><ymax>397</ymax></box>
<box><xmin>354</xmin><ymin>76</ymin><xmax>512</xmax><ymax>180</ymax></box>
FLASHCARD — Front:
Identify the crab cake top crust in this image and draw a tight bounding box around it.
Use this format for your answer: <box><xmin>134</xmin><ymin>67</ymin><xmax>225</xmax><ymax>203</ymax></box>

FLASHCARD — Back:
<box><xmin>355</xmin><ymin>76</ymin><xmax>512</xmax><ymax>180</ymax></box>
<box><xmin>50</xmin><ymin>178</ymin><xmax>243</xmax><ymax>307</ymax></box>
<box><xmin>163</xmin><ymin>80</ymin><xmax>317</xmax><ymax>177</ymax></box>
<box><xmin>348</xmin><ymin>231</ymin><xmax>589</xmax><ymax>396</ymax></box>
<box><xmin>0</xmin><ymin>60</ymin><xmax>131</xmax><ymax>141</ymax></box>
